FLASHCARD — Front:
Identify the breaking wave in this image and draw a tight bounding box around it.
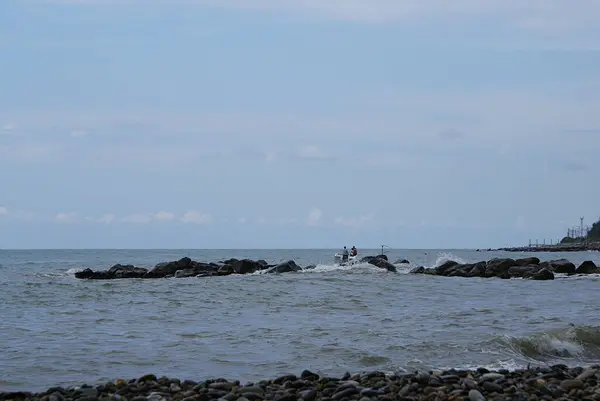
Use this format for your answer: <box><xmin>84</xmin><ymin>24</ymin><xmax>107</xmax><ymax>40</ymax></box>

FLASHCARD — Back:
<box><xmin>501</xmin><ymin>325</ymin><xmax>600</xmax><ymax>362</ymax></box>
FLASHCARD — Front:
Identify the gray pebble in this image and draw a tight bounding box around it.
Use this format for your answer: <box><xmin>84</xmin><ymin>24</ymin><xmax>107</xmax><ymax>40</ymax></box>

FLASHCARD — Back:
<box><xmin>468</xmin><ymin>389</ymin><xmax>485</xmax><ymax>401</ymax></box>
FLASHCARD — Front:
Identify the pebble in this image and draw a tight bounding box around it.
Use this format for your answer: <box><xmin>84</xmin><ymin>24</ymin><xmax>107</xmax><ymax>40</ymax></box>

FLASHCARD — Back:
<box><xmin>7</xmin><ymin>365</ymin><xmax>600</xmax><ymax>401</ymax></box>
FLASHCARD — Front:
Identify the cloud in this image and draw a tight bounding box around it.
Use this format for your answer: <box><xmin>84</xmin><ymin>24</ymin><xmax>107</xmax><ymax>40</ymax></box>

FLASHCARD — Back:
<box><xmin>55</xmin><ymin>212</ymin><xmax>78</xmax><ymax>223</ymax></box>
<box><xmin>438</xmin><ymin>129</ymin><xmax>465</xmax><ymax>140</ymax></box>
<box><xmin>0</xmin><ymin>206</ymin><xmax>7</xmax><ymax>216</ymax></box>
<box><xmin>180</xmin><ymin>210</ymin><xmax>211</xmax><ymax>224</ymax></box>
<box><xmin>334</xmin><ymin>213</ymin><xmax>376</xmax><ymax>228</ymax></box>
<box><xmin>296</xmin><ymin>145</ymin><xmax>334</xmax><ymax>161</ymax></box>
<box><xmin>306</xmin><ymin>207</ymin><xmax>323</xmax><ymax>226</ymax></box>
<box><xmin>70</xmin><ymin>130</ymin><xmax>88</xmax><ymax>138</ymax></box>
<box><xmin>119</xmin><ymin>213</ymin><xmax>153</xmax><ymax>224</ymax></box>
<box><xmin>44</xmin><ymin>0</ymin><xmax>600</xmax><ymax>35</ymax></box>
<box><xmin>95</xmin><ymin>213</ymin><xmax>115</xmax><ymax>224</ymax></box>
<box><xmin>1</xmin><ymin>123</ymin><xmax>15</xmax><ymax>134</ymax></box>
<box><xmin>153</xmin><ymin>211</ymin><xmax>175</xmax><ymax>221</ymax></box>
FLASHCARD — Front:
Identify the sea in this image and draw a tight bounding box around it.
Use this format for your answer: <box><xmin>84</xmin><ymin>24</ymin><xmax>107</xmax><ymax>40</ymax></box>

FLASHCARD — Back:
<box><xmin>2</xmin><ymin>248</ymin><xmax>600</xmax><ymax>393</ymax></box>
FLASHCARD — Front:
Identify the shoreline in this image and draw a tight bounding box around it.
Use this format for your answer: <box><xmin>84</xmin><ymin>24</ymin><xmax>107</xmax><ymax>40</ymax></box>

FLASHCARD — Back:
<box><xmin>3</xmin><ymin>366</ymin><xmax>600</xmax><ymax>401</ymax></box>
<box><xmin>497</xmin><ymin>242</ymin><xmax>600</xmax><ymax>252</ymax></box>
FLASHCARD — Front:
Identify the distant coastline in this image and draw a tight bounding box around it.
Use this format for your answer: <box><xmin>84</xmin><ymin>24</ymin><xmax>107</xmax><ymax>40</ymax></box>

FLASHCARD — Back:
<box><xmin>498</xmin><ymin>242</ymin><xmax>600</xmax><ymax>252</ymax></box>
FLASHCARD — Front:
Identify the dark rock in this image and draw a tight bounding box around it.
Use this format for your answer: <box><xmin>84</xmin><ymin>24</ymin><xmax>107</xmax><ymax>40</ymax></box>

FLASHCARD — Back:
<box><xmin>435</xmin><ymin>260</ymin><xmax>459</xmax><ymax>275</ymax></box>
<box><xmin>514</xmin><ymin>257</ymin><xmax>540</xmax><ymax>266</ymax></box>
<box><xmin>394</xmin><ymin>259</ymin><xmax>410</xmax><ymax>264</ymax></box>
<box><xmin>508</xmin><ymin>264</ymin><xmax>540</xmax><ymax>278</ymax></box>
<box><xmin>409</xmin><ymin>266</ymin><xmax>425</xmax><ymax>274</ymax></box>
<box><xmin>484</xmin><ymin>258</ymin><xmax>515</xmax><ymax>277</ymax></box>
<box><xmin>366</xmin><ymin>257</ymin><xmax>397</xmax><ymax>272</ymax></box>
<box><xmin>543</xmin><ymin>258</ymin><xmax>576</xmax><ymax>274</ymax></box>
<box><xmin>529</xmin><ymin>268</ymin><xmax>554</xmax><ymax>280</ymax></box>
<box><xmin>228</xmin><ymin>259</ymin><xmax>264</xmax><ymax>275</ymax></box>
<box><xmin>265</xmin><ymin>260</ymin><xmax>301</xmax><ymax>274</ymax></box>
<box><xmin>575</xmin><ymin>260</ymin><xmax>600</xmax><ymax>274</ymax></box>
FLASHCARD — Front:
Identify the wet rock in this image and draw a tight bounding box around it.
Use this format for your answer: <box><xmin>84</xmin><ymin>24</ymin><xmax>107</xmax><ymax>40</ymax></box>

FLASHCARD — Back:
<box><xmin>366</xmin><ymin>257</ymin><xmax>397</xmax><ymax>272</ymax></box>
<box><xmin>575</xmin><ymin>260</ymin><xmax>600</xmax><ymax>274</ymax></box>
<box><xmin>529</xmin><ymin>268</ymin><xmax>554</xmax><ymax>280</ymax></box>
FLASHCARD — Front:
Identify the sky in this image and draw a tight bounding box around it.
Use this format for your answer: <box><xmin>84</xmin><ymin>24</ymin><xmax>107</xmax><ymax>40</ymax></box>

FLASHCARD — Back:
<box><xmin>1</xmin><ymin>0</ymin><xmax>600</xmax><ymax>249</ymax></box>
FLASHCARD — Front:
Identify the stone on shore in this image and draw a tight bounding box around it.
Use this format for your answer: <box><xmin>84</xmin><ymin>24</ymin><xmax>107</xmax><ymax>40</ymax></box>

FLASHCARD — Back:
<box><xmin>6</xmin><ymin>365</ymin><xmax>600</xmax><ymax>401</ymax></box>
<box><xmin>410</xmin><ymin>257</ymin><xmax>599</xmax><ymax>280</ymax></box>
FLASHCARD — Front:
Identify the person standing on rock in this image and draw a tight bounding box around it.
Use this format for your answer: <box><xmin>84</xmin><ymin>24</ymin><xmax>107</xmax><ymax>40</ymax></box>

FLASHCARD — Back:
<box><xmin>351</xmin><ymin>246</ymin><xmax>358</xmax><ymax>256</ymax></box>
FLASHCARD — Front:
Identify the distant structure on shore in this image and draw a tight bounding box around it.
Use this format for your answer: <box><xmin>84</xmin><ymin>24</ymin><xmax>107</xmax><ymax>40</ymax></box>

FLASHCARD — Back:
<box><xmin>499</xmin><ymin>216</ymin><xmax>600</xmax><ymax>252</ymax></box>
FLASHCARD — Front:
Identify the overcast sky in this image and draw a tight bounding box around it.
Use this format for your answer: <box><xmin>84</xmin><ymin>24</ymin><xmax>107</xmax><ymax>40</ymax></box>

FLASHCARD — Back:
<box><xmin>1</xmin><ymin>1</ymin><xmax>599</xmax><ymax>249</ymax></box>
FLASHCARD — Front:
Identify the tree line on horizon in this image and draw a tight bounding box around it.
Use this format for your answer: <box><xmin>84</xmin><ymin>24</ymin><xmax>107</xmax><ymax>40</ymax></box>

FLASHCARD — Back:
<box><xmin>560</xmin><ymin>217</ymin><xmax>600</xmax><ymax>244</ymax></box>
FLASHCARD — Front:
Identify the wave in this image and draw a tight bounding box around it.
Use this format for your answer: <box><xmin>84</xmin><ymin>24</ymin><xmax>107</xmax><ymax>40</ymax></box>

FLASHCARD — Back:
<box><xmin>501</xmin><ymin>325</ymin><xmax>600</xmax><ymax>362</ymax></box>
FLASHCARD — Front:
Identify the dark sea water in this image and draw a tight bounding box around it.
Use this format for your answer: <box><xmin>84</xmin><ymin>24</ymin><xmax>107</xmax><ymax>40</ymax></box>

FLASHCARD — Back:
<box><xmin>2</xmin><ymin>248</ymin><xmax>600</xmax><ymax>392</ymax></box>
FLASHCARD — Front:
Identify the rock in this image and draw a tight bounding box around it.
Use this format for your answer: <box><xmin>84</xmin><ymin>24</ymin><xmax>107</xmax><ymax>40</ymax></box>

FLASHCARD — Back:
<box><xmin>529</xmin><ymin>268</ymin><xmax>554</xmax><ymax>280</ymax></box>
<box><xmin>366</xmin><ymin>257</ymin><xmax>397</xmax><ymax>272</ymax></box>
<box><xmin>484</xmin><ymin>258</ymin><xmax>515</xmax><ymax>277</ymax></box>
<box><xmin>435</xmin><ymin>260</ymin><xmax>459</xmax><ymax>275</ymax></box>
<box><xmin>508</xmin><ymin>264</ymin><xmax>540</xmax><ymax>278</ymax></box>
<box><xmin>265</xmin><ymin>260</ymin><xmax>301</xmax><ymax>274</ymax></box>
<box><xmin>544</xmin><ymin>258</ymin><xmax>576</xmax><ymax>274</ymax></box>
<box><xmin>409</xmin><ymin>266</ymin><xmax>425</xmax><ymax>274</ymax></box>
<box><xmin>468</xmin><ymin>390</ymin><xmax>485</xmax><ymax>401</ymax></box>
<box><xmin>75</xmin><ymin>257</ymin><xmax>300</xmax><ymax>280</ymax></box>
<box><xmin>409</xmin><ymin>256</ymin><xmax>586</xmax><ymax>282</ymax></box>
<box><xmin>393</xmin><ymin>259</ymin><xmax>410</xmax><ymax>264</ymax></box>
<box><xmin>576</xmin><ymin>260</ymin><xmax>600</xmax><ymax>274</ymax></box>
<box><xmin>12</xmin><ymin>367</ymin><xmax>600</xmax><ymax>401</ymax></box>
<box><xmin>514</xmin><ymin>257</ymin><xmax>540</xmax><ymax>266</ymax></box>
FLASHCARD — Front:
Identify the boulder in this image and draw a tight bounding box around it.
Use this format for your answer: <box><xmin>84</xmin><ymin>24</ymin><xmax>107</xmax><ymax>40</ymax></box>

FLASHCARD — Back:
<box><xmin>541</xmin><ymin>259</ymin><xmax>576</xmax><ymax>274</ymax></box>
<box><xmin>575</xmin><ymin>260</ymin><xmax>600</xmax><ymax>274</ymax></box>
<box><xmin>508</xmin><ymin>265</ymin><xmax>540</xmax><ymax>278</ymax></box>
<box><xmin>366</xmin><ymin>256</ymin><xmax>397</xmax><ymax>272</ymax></box>
<box><xmin>435</xmin><ymin>260</ymin><xmax>459</xmax><ymax>276</ymax></box>
<box><xmin>265</xmin><ymin>260</ymin><xmax>302</xmax><ymax>274</ymax></box>
<box><xmin>484</xmin><ymin>258</ymin><xmax>515</xmax><ymax>277</ymax></box>
<box><xmin>394</xmin><ymin>259</ymin><xmax>410</xmax><ymax>264</ymax></box>
<box><xmin>514</xmin><ymin>257</ymin><xmax>540</xmax><ymax>266</ymax></box>
<box><xmin>74</xmin><ymin>264</ymin><xmax>148</xmax><ymax>279</ymax></box>
<box><xmin>529</xmin><ymin>268</ymin><xmax>554</xmax><ymax>280</ymax></box>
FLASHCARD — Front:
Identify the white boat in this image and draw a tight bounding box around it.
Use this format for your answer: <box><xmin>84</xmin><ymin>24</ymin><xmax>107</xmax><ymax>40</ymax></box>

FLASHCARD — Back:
<box><xmin>333</xmin><ymin>253</ymin><xmax>359</xmax><ymax>266</ymax></box>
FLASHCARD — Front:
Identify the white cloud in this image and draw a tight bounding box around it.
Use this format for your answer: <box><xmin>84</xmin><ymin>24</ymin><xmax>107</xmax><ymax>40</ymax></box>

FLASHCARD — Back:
<box><xmin>153</xmin><ymin>211</ymin><xmax>175</xmax><ymax>221</ymax></box>
<box><xmin>1</xmin><ymin>123</ymin><xmax>15</xmax><ymax>134</ymax></box>
<box><xmin>47</xmin><ymin>0</ymin><xmax>600</xmax><ymax>35</ymax></box>
<box><xmin>55</xmin><ymin>212</ymin><xmax>78</xmax><ymax>223</ymax></box>
<box><xmin>0</xmin><ymin>206</ymin><xmax>7</xmax><ymax>216</ymax></box>
<box><xmin>306</xmin><ymin>207</ymin><xmax>323</xmax><ymax>226</ymax></box>
<box><xmin>180</xmin><ymin>210</ymin><xmax>211</xmax><ymax>224</ymax></box>
<box><xmin>334</xmin><ymin>213</ymin><xmax>376</xmax><ymax>228</ymax></box>
<box><xmin>296</xmin><ymin>145</ymin><xmax>333</xmax><ymax>161</ymax></box>
<box><xmin>96</xmin><ymin>213</ymin><xmax>115</xmax><ymax>224</ymax></box>
<box><xmin>70</xmin><ymin>130</ymin><xmax>88</xmax><ymax>137</ymax></box>
<box><xmin>120</xmin><ymin>213</ymin><xmax>153</xmax><ymax>224</ymax></box>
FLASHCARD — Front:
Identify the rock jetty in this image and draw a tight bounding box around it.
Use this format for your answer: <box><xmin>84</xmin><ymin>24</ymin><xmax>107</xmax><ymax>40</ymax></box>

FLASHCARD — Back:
<box><xmin>74</xmin><ymin>255</ymin><xmax>398</xmax><ymax>280</ymax></box>
<box><xmin>4</xmin><ymin>365</ymin><xmax>600</xmax><ymax>401</ymax></box>
<box><xmin>499</xmin><ymin>242</ymin><xmax>600</xmax><ymax>252</ymax></box>
<box><xmin>409</xmin><ymin>257</ymin><xmax>600</xmax><ymax>280</ymax></box>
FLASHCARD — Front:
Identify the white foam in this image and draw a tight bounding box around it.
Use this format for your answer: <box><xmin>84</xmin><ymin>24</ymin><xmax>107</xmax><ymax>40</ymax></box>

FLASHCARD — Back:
<box><xmin>299</xmin><ymin>262</ymin><xmax>386</xmax><ymax>274</ymax></box>
<box><xmin>429</xmin><ymin>252</ymin><xmax>467</xmax><ymax>268</ymax></box>
<box><xmin>66</xmin><ymin>268</ymin><xmax>84</xmax><ymax>275</ymax></box>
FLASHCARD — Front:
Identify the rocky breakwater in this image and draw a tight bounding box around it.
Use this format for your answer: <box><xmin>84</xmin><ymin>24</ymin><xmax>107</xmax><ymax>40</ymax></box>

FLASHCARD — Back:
<box><xmin>74</xmin><ymin>254</ymin><xmax>400</xmax><ymax>280</ymax></box>
<box><xmin>409</xmin><ymin>257</ymin><xmax>600</xmax><ymax>280</ymax></box>
<box><xmin>5</xmin><ymin>365</ymin><xmax>600</xmax><ymax>401</ymax></box>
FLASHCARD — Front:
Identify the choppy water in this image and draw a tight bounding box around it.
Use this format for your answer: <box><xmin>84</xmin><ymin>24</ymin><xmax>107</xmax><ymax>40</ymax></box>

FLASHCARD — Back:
<box><xmin>2</xmin><ymin>248</ymin><xmax>600</xmax><ymax>392</ymax></box>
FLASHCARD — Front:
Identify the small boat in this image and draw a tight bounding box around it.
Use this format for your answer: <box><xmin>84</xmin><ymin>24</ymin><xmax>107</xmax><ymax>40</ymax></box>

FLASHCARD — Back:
<box><xmin>333</xmin><ymin>253</ymin><xmax>359</xmax><ymax>266</ymax></box>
